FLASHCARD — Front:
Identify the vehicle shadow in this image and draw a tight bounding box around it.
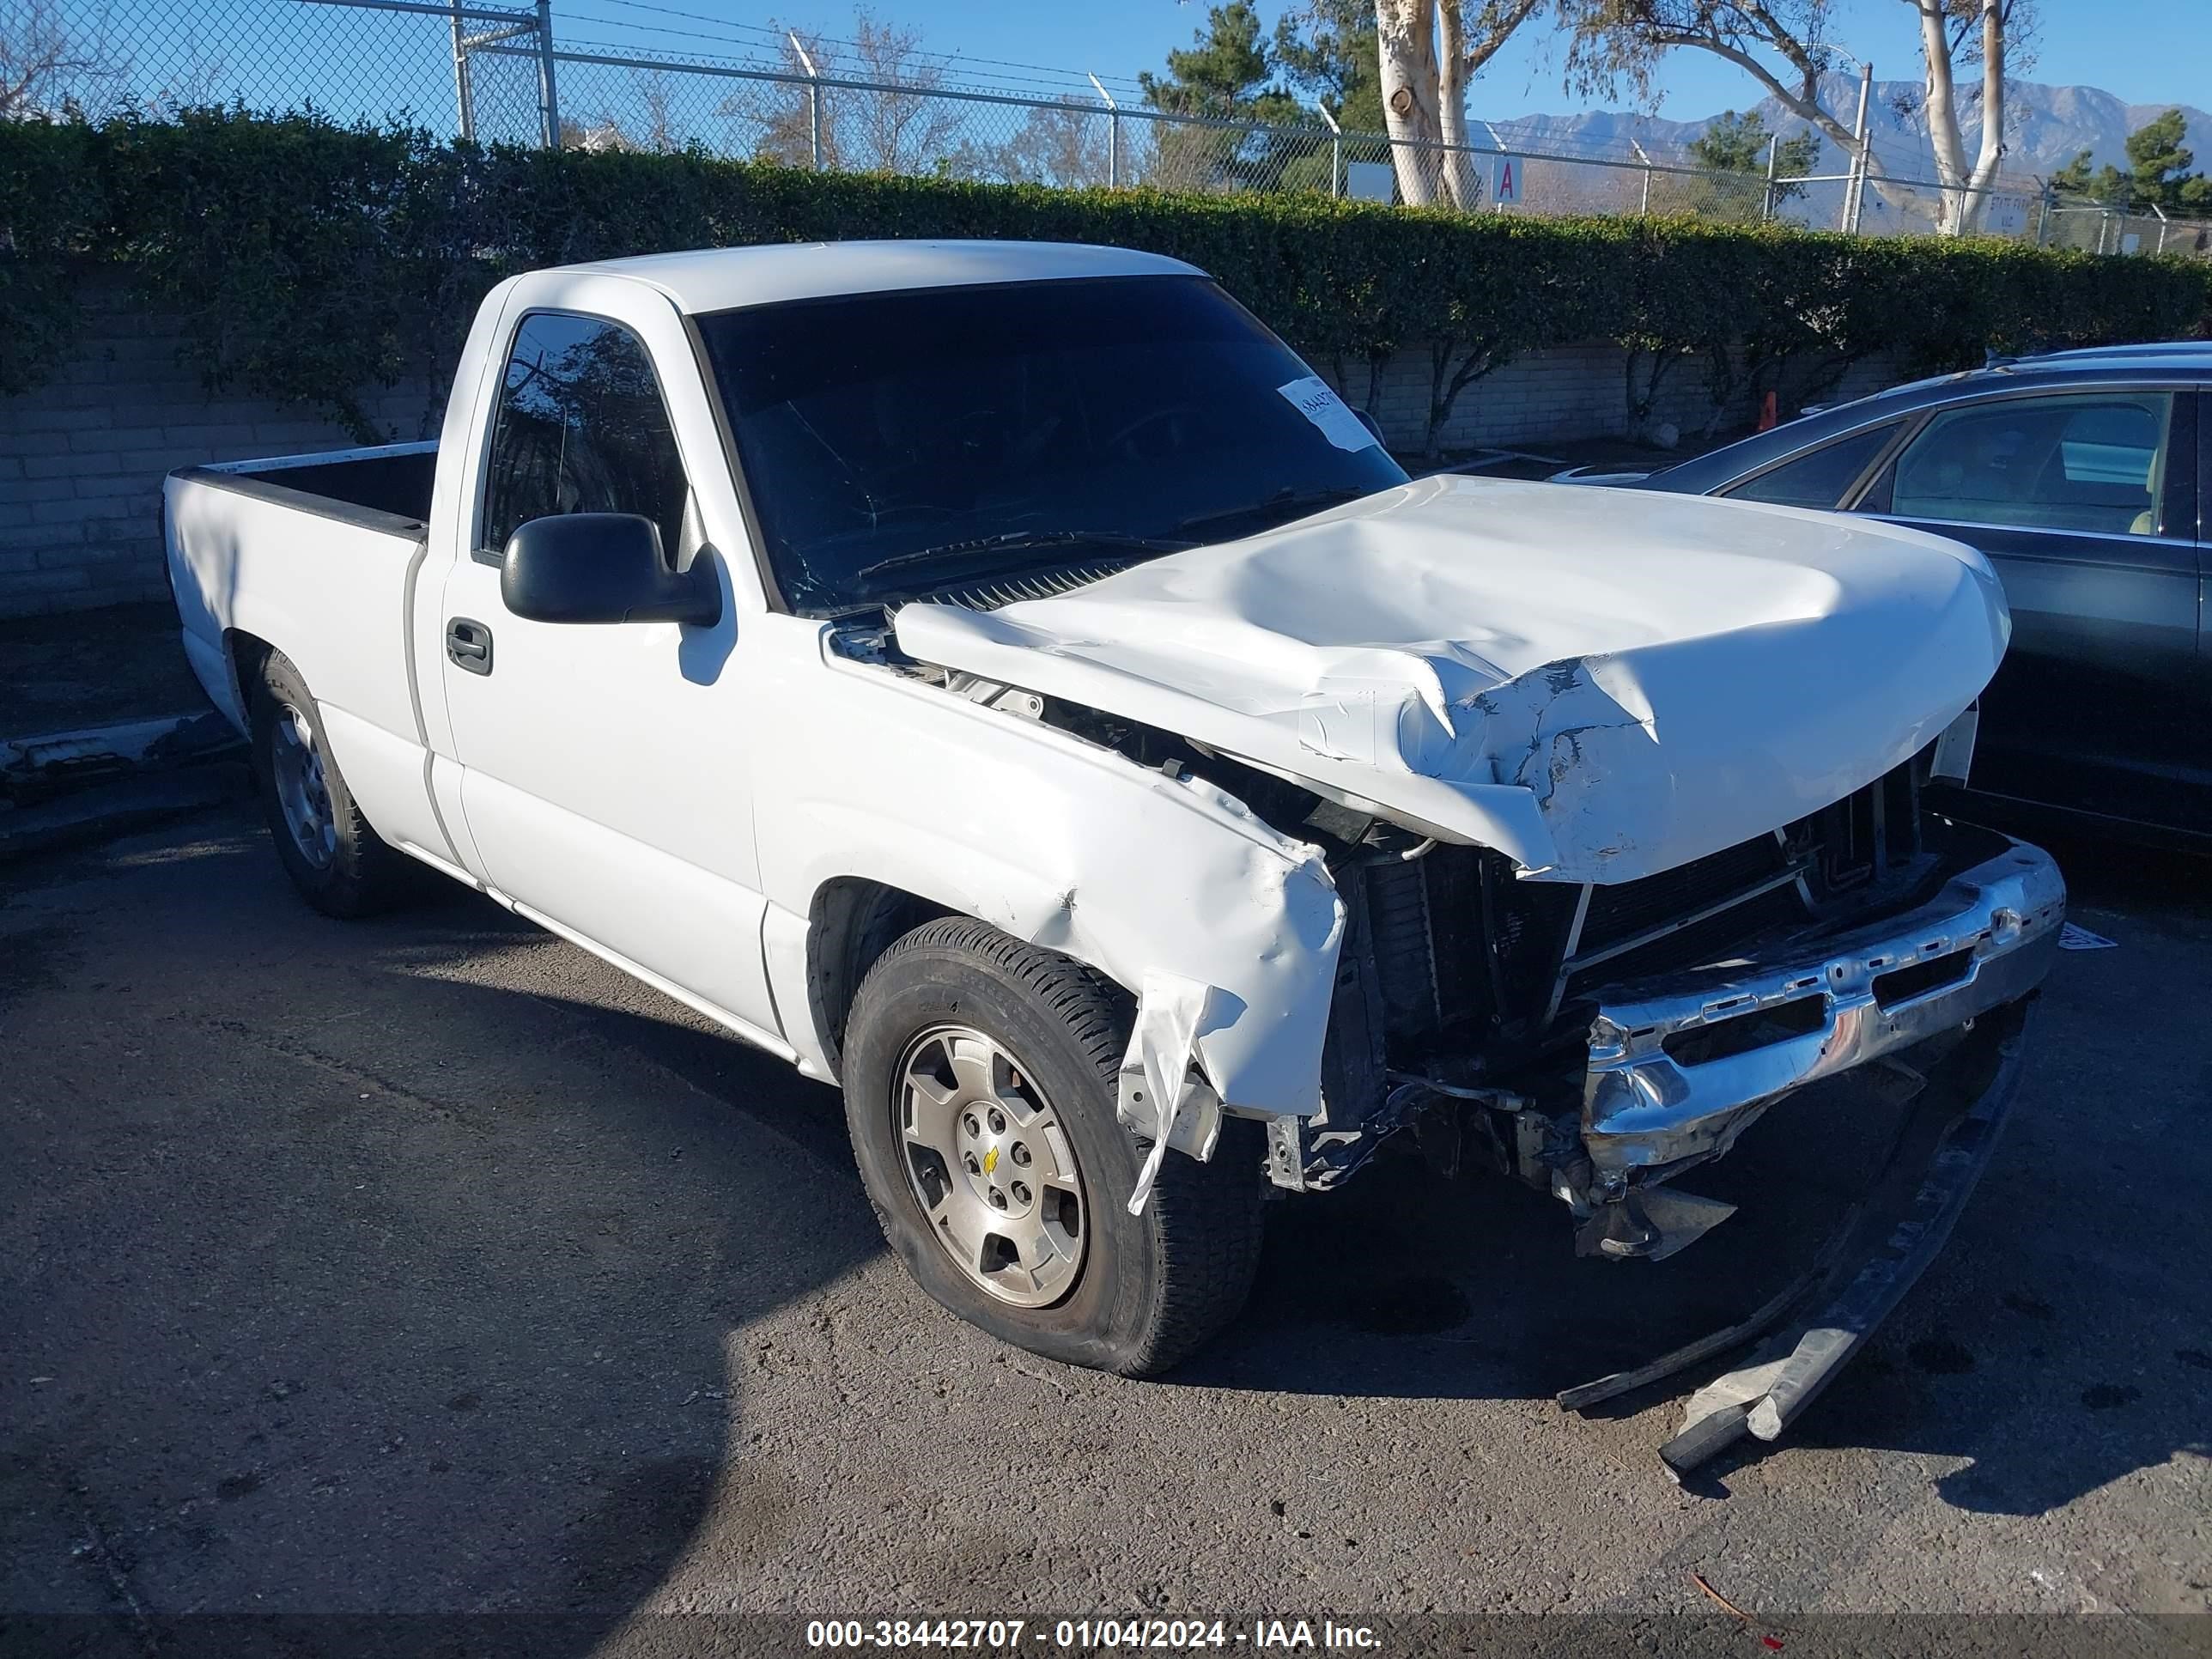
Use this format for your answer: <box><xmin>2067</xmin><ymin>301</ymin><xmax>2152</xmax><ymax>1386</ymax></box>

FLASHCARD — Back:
<box><xmin>1173</xmin><ymin>1073</ymin><xmax>1908</xmax><ymax>1405</ymax></box>
<box><xmin>555</xmin><ymin>911</ymin><xmax>2207</xmax><ymax>1533</ymax></box>
<box><xmin>1</xmin><ymin>830</ymin><xmax>872</xmax><ymax>1654</ymax></box>
<box><xmin>1786</xmin><ymin>824</ymin><xmax>2212</xmax><ymax>1516</ymax></box>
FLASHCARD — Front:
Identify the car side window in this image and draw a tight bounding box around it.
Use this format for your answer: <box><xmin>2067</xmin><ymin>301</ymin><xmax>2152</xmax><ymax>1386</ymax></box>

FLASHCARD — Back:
<box><xmin>1722</xmin><ymin>422</ymin><xmax>1899</xmax><ymax>509</ymax></box>
<box><xmin>1887</xmin><ymin>392</ymin><xmax>2174</xmax><ymax>538</ymax></box>
<box><xmin>480</xmin><ymin>312</ymin><xmax>691</xmax><ymax>560</ymax></box>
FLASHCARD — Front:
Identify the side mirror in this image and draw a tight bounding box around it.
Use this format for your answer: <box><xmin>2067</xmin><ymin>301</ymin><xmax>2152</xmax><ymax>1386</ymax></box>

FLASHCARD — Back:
<box><xmin>500</xmin><ymin>513</ymin><xmax>722</xmax><ymax>628</ymax></box>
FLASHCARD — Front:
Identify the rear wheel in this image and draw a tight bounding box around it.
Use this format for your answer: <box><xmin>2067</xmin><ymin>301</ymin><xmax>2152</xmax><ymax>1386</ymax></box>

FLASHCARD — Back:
<box><xmin>842</xmin><ymin>915</ymin><xmax>1266</xmax><ymax>1376</ymax></box>
<box><xmin>248</xmin><ymin>651</ymin><xmax>414</xmax><ymax>918</ymax></box>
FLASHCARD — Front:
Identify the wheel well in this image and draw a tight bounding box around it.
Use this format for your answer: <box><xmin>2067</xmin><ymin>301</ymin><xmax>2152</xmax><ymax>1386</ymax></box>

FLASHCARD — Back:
<box><xmin>807</xmin><ymin>878</ymin><xmax>951</xmax><ymax>1082</ymax></box>
<box><xmin>225</xmin><ymin>629</ymin><xmax>276</xmax><ymax>719</ymax></box>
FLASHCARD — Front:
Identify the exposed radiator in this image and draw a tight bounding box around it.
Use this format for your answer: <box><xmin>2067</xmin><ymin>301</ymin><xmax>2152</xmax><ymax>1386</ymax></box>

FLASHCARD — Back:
<box><xmin>1355</xmin><ymin>751</ymin><xmax>1934</xmax><ymax>1060</ymax></box>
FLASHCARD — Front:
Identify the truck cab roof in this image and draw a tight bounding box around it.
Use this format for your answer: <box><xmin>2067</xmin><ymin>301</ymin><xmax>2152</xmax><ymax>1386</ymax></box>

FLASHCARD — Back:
<box><xmin>562</xmin><ymin>240</ymin><xmax>1205</xmax><ymax>315</ymax></box>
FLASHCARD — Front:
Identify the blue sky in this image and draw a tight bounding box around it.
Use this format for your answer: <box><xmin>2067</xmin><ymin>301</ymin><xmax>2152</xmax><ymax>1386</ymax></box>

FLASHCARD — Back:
<box><xmin>631</xmin><ymin>0</ymin><xmax>2211</xmax><ymax>118</ymax></box>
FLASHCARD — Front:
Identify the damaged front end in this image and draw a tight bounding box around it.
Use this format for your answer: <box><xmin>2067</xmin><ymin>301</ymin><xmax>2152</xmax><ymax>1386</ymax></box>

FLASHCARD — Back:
<box><xmin>881</xmin><ymin>591</ymin><xmax>2062</xmax><ymax>1266</ymax></box>
<box><xmin>862</xmin><ymin>473</ymin><xmax>2063</xmax><ymax>1469</ymax></box>
<box><xmin>876</xmin><ymin>476</ymin><xmax>2049</xmax><ymax>1243</ymax></box>
<box><xmin>880</xmin><ymin>642</ymin><xmax>2066</xmax><ymax>1474</ymax></box>
<box><xmin>1570</xmin><ymin>830</ymin><xmax>2062</xmax><ymax>1245</ymax></box>
<box><xmin>1269</xmin><ymin>744</ymin><xmax>2064</xmax><ymax>1269</ymax></box>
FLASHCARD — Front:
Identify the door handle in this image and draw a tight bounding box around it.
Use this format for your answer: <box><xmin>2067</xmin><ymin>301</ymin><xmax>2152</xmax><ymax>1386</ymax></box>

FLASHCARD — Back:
<box><xmin>447</xmin><ymin>617</ymin><xmax>494</xmax><ymax>675</ymax></box>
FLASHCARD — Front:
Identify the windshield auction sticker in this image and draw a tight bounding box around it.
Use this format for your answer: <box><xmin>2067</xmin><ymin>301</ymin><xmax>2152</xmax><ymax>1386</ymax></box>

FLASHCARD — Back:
<box><xmin>1276</xmin><ymin>376</ymin><xmax>1381</xmax><ymax>452</ymax></box>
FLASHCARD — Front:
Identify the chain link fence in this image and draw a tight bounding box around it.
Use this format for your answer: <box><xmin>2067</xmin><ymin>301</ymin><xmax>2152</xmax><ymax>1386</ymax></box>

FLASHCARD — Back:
<box><xmin>16</xmin><ymin>0</ymin><xmax>2212</xmax><ymax>255</ymax></box>
<box><xmin>2042</xmin><ymin>202</ymin><xmax>2212</xmax><ymax>258</ymax></box>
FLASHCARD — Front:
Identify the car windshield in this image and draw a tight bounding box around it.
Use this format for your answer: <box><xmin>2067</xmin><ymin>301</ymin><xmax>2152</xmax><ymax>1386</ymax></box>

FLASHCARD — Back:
<box><xmin>696</xmin><ymin>275</ymin><xmax>1409</xmax><ymax>612</ymax></box>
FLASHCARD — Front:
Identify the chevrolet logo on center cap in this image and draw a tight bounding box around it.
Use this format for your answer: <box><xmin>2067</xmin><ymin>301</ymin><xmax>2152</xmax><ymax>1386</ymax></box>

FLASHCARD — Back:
<box><xmin>982</xmin><ymin>1146</ymin><xmax>1000</xmax><ymax>1176</ymax></box>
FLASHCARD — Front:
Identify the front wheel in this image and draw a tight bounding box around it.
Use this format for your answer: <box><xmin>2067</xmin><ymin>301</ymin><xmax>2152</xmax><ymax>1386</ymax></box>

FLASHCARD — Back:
<box><xmin>842</xmin><ymin>917</ymin><xmax>1266</xmax><ymax>1377</ymax></box>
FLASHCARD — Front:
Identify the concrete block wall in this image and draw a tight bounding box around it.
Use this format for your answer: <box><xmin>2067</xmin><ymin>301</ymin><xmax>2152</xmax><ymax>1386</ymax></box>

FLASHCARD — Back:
<box><xmin>1320</xmin><ymin>342</ymin><xmax>1906</xmax><ymax>455</ymax></box>
<box><xmin>2</xmin><ymin>283</ymin><xmax>1908</xmax><ymax>618</ymax></box>
<box><xmin>0</xmin><ymin>289</ymin><xmax>440</xmax><ymax>619</ymax></box>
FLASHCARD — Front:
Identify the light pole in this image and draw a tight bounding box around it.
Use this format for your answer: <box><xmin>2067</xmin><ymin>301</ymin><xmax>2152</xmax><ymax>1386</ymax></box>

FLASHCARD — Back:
<box><xmin>1821</xmin><ymin>49</ymin><xmax>1876</xmax><ymax>235</ymax></box>
<box><xmin>789</xmin><ymin>31</ymin><xmax>823</xmax><ymax>171</ymax></box>
<box><xmin>1087</xmin><ymin>73</ymin><xmax>1120</xmax><ymax>189</ymax></box>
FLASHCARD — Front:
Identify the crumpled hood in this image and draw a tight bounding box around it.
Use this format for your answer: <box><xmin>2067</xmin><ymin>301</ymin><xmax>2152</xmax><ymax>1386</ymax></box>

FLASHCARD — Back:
<box><xmin>891</xmin><ymin>474</ymin><xmax>2010</xmax><ymax>884</ymax></box>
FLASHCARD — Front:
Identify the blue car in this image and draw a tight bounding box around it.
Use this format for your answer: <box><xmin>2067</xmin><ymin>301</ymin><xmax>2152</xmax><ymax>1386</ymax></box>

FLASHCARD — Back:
<box><xmin>1565</xmin><ymin>344</ymin><xmax>2210</xmax><ymax>847</ymax></box>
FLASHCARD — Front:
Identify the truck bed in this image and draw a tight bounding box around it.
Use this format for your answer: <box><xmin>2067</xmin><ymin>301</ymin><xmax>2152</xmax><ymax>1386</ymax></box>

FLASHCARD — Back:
<box><xmin>163</xmin><ymin>439</ymin><xmax>459</xmax><ymax>873</ymax></box>
<box><xmin>182</xmin><ymin>441</ymin><xmax>438</xmax><ymax>528</ymax></box>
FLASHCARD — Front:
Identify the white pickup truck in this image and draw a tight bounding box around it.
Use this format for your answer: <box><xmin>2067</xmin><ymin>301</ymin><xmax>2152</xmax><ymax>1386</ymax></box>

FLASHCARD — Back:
<box><xmin>166</xmin><ymin>241</ymin><xmax>2067</xmax><ymax>1469</ymax></box>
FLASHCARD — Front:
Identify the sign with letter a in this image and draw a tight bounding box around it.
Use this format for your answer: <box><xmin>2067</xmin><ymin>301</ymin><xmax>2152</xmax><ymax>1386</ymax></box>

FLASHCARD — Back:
<box><xmin>1490</xmin><ymin>153</ymin><xmax>1520</xmax><ymax>205</ymax></box>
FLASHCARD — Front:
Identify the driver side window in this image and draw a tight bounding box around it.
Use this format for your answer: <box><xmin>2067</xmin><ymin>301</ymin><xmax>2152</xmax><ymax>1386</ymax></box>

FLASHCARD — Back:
<box><xmin>480</xmin><ymin>312</ymin><xmax>691</xmax><ymax>562</ymax></box>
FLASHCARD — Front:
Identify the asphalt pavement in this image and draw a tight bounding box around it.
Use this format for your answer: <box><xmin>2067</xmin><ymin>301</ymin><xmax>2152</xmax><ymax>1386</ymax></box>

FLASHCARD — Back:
<box><xmin>3</xmin><ymin>803</ymin><xmax>2207</xmax><ymax>1653</ymax></box>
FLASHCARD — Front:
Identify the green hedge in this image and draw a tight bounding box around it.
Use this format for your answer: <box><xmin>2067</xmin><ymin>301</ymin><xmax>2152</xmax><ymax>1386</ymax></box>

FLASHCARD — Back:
<box><xmin>5</xmin><ymin>109</ymin><xmax>2209</xmax><ymax>449</ymax></box>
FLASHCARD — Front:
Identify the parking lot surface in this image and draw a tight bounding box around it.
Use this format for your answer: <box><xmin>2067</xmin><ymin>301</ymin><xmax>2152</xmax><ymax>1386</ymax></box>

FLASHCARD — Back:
<box><xmin>3</xmin><ymin>804</ymin><xmax>2209</xmax><ymax>1647</ymax></box>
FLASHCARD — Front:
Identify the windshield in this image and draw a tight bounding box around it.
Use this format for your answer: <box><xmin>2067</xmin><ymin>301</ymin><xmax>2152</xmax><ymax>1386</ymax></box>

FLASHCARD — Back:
<box><xmin>696</xmin><ymin>275</ymin><xmax>1408</xmax><ymax>612</ymax></box>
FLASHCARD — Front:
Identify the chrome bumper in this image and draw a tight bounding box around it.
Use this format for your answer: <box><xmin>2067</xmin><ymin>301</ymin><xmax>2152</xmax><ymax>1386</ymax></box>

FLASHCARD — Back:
<box><xmin>1581</xmin><ymin>837</ymin><xmax>2066</xmax><ymax>1180</ymax></box>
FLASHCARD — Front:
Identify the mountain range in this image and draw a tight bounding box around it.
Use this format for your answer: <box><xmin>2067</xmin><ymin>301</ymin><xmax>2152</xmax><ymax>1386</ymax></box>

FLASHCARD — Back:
<box><xmin>1489</xmin><ymin>74</ymin><xmax>2212</xmax><ymax>187</ymax></box>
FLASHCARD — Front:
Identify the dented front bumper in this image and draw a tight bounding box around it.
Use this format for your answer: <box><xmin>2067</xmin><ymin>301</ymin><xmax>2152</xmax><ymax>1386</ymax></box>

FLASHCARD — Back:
<box><xmin>1580</xmin><ymin>836</ymin><xmax>2066</xmax><ymax>1183</ymax></box>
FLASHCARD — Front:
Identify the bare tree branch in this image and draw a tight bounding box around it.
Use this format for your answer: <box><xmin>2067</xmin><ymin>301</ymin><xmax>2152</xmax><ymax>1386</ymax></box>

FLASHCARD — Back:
<box><xmin>1</xmin><ymin>0</ymin><xmax>122</xmax><ymax>118</ymax></box>
<box><xmin>717</xmin><ymin>7</ymin><xmax>961</xmax><ymax>173</ymax></box>
<box><xmin>953</xmin><ymin>96</ymin><xmax>1109</xmax><ymax>189</ymax></box>
<box><xmin>1560</xmin><ymin>0</ymin><xmax>2031</xmax><ymax>227</ymax></box>
<box><xmin>1559</xmin><ymin>1</ymin><xmax>1863</xmax><ymax>158</ymax></box>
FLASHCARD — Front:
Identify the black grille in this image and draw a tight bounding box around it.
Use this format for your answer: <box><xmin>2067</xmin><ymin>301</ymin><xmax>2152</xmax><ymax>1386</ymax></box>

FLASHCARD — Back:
<box><xmin>1793</xmin><ymin>755</ymin><xmax>1926</xmax><ymax>903</ymax></box>
<box><xmin>1567</xmin><ymin>881</ymin><xmax>1808</xmax><ymax>995</ymax></box>
<box><xmin>1577</xmin><ymin>832</ymin><xmax>1788</xmax><ymax>956</ymax></box>
<box><xmin>1561</xmin><ymin>753</ymin><xmax>1931</xmax><ymax>1001</ymax></box>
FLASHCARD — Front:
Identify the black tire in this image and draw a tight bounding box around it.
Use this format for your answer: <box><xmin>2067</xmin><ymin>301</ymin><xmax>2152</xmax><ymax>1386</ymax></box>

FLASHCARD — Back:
<box><xmin>842</xmin><ymin>915</ymin><xmax>1266</xmax><ymax>1376</ymax></box>
<box><xmin>247</xmin><ymin>650</ymin><xmax>415</xmax><ymax>919</ymax></box>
